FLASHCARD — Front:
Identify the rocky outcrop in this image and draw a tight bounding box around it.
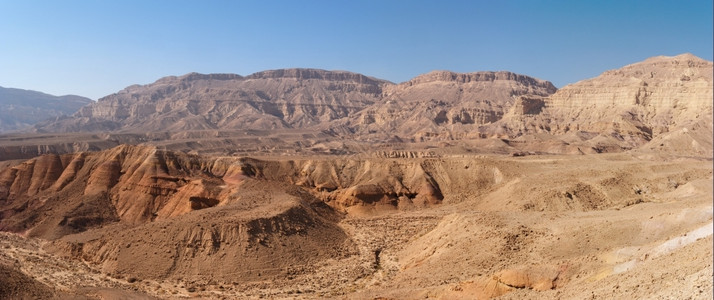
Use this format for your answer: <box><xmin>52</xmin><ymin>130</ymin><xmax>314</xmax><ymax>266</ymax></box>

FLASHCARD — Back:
<box><xmin>35</xmin><ymin>69</ymin><xmax>390</xmax><ymax>133</ymax></box>
<box><xmin>512</xmin><ymin>96</ymin><xmax>547</xmax><ymax>116</ymax></box>
<box><xmin>224</xmin><ymin>157</ymin><xmax>451</xmax><ymax>211</ymax></box>
<box><xmin>331</xmin><ymin>71</ymin><xmax>557</xmax><ymax>142</ymax></box>
<box><xmin>0</xmin><ymin>145</ymin><xmax>360</xmax><ymax>284</ymax></box>
<box><xmin>546</xmin><ymin>54</ymin><xmax>712</xmax><ymax>134</ymax></box>
<box><xmin>0</xmin><ymin>145</ymin><xmax>221</xmax><ymax>236</ymax></box>
<box><xmin>492</xmin><ymin>265</ymin><xmax>563</xmax><ymax>291</ymax></box>
<box><xmin>0</xmin><ymin>145</ymin><xmax>511</xmax><ymax>238</ymax></box>
<box><xmin>21</xmin><ymin>54</ymin><xmax>714</xmax><ymax>157</ymax></box>
<box><xmin>493</xmin><ymin>53</ymin><xmax>713</xmax><ymax>154</ymax></box>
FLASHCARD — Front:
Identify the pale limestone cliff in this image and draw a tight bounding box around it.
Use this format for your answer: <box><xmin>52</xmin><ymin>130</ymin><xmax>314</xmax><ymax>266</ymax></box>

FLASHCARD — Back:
<box><xmin>25</xmin><ymin>55</ymin><xmax>714</xmax><ymax>156</ymax></box>
<box><xmin>545</xmin><ymin>53</ymin><xmax>712</xmax><ymax>136</ymax></box>
<box><xmin>35</xmin><ymin>69</ymin><xmax>390</xmax><ymax>133</ymax></box>
<box><xmin>330</xmin><ymin>71</ymin><xmax>557</xmax><ymax>141</ymax></box>
<box><xmin>491</xmin><ymin>54</ymin><xmax>713</xmax><ymax>154</ymax></box>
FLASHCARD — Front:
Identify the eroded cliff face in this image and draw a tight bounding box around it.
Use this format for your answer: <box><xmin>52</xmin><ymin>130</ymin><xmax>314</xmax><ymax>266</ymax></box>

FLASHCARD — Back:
<box><xmin>21</xmin><ymin>54</ymin><xmax>714</xmax><ymax>158</ymax></box>
<box><xmin>0</xmin><ymin>145</ymin><xmax>457</xmax><ymax>237</ymax></box>
<box><xmin>31</xmin><ymin>68</ymin><xmax>558</xmax><ymax>144</ymax></box>
<box><xmin>494</xmin><ymin>54</ymin><xmax>713</xmax><ymax>154</ymax></box>
<box><xmin>331</xmin><ymin>71</ymin><xmax>557</xmax><ymax>142</ymax></box>
<box><xmin>0</xmin><ymin>144</ymin><xmax>504</xmax><ymax>284</ymax></box>
<box><xmin>35</xmin><ymin>69</ymin><xmax>391</xmax><ymax>133</ymax></box>
<box><xmin>548</xmin><ymin>54</ymin><xmax>712</xmax><ymax>116</ymax></box>
<box><xmin>548</xmin><ymin>53</ymin><xmax>711</xmax><ymax>133</ymax></box>
<box><xmin>0</xmin><ymin>146</ymin><xmax>225</xmax><ymax>237</ymax></box>
<box><xmin>0</xmin><ymin>145</ymin><xmax>359</xmax><ymax>282</ymax></box>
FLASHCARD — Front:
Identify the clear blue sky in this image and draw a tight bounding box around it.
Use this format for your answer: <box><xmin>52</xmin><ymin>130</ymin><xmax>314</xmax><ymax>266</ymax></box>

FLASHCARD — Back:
<box><xmin>1</xmin><ymin>0</ymin><xmax>712</xmax><ymax>100</ymax></box>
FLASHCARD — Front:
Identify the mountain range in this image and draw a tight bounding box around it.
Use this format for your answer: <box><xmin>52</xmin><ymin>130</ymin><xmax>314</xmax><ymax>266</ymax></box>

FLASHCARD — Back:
<box><xmin>2</xmin><ymin>53</ymin><xmax>710</xmax><ymax>158</ymax></box>
<box><xmin>0</xmin><ymin>87</ymin><xmax>92</xmax><ymax>133</ymax></box>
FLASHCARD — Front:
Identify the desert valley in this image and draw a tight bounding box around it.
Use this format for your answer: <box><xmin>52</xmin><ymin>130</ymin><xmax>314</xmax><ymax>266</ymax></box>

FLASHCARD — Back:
<box><xmin>0</xmin><ymin>53</ymin><xmax>712</xmax><ymax>299</ymax></box>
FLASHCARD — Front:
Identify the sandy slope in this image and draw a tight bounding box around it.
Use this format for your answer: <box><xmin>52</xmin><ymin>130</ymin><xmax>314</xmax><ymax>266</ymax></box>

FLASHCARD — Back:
<box><xmin>0</xmin><ymin>152</ymin><xmax>710</xmax><ymax>299</ymax></box>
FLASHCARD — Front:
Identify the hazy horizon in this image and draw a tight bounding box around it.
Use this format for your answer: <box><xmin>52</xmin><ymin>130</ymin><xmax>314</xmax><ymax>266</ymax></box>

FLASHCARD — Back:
<box><xmin>1</xmin><ymin>0</ymin><xmax>712</xmax><ymax>100</ymax></box>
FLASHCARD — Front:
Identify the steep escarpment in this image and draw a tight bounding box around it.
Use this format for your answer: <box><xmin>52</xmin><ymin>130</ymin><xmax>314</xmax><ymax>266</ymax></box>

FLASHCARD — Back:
<box><xmin>23</xmin><ymin>55</ymin><xmax>713</xmax><ymax>157</ymax></box>
<box><xmin>330</xmin><ymin>71</ymin><xmax>557</xmax><ymax>141</ymax></box>
<box><xmin>0</xmin><ymin>145</ymin><xmax>356</xmax><ymax>285</ymax></box>
<box><xmin>30</xmin><ymin>68</ymin><xmax>557</xmax><ymax>145</ymax></box>
<box><xmin>0</xmin><ymin>145</ymin><xmax>227</xmax><ymax>238</ymax></box>
<box><xmin>248</xmin><ymin>68</ymin><xmax>385</xmax><ymax>89</ymax></box>
<box><xmin>0</xmin><ymin>145</ymin><xmax>451</xmax><ymax>236</ymax></box>
<box><xmin>545</xmin><ymin>53</ymin><xmax>712</xmax><ymax>129</ymax></box>
<box><xmin>494</xmin><ymin>53</ymin><xmax>713</xmax><ymax>155</ymax></box>
<box><xmin>34</xmin><ymin>69</ymin><xmax>390</xmax><ymax>133</ymax></box>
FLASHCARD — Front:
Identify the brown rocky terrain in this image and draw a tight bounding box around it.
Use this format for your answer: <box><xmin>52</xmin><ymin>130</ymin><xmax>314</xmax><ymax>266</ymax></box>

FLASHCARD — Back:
<box><xmin>0</xmin><ymin>70</ymin><xmax>556</xmax><ymax>161</ymax></box>
<box><xmin>0</xmin><ymin>54</ymin><xmax>712</xmax><ymax>299</ymax></box>
<box><xmin>0</xmin><ymin>86</ymin><xmax>92</xmax><ymax>133</ymax></box>
<box><xmin>492</xmin><ymin>53</ymin><xmax>713</xmax><ymax>156</ymax></box>
<box><xmin>19</xmin><ymin>54</ymin><xmax>711</xmax><ymax>159</ymax></box>
<box><xmin>327</xmin><ymin>71</ymin><xmax>557</xmax><ymax>142</ymax></box>
<box><xmin>28</xmin><ymin>68</ymin><xmax>560</xmax><ymax>156</ymax></box>
<box><xmin>0</xmin><ymin>144</ymin><xmax>711</xmax><ymax>299</ymax></box>
<box><xmin>34</xmin><ymin>70</ymin><xmax>390</xmax><ymax>133</ymax></box>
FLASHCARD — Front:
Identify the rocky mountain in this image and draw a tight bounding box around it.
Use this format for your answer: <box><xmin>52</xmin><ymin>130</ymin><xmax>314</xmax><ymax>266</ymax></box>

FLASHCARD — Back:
<box><xmin>26</xmin><ymin>54</ymin><xmax>714</xmax><ymax>157</ymax></box>
<box><xmin>35</xmin><ymin>69</ymin><xmax>390</xmax><ymax>132</ymax></box>
<box><xmin>329</xmin><ymin>71</ymin><xmax>557</xmax><ymax>141</ymax></box>
<box><xmin>492</xmin><ymin>53</ymin><xmax>713</xmax><ymax>155</ymax></box>
<box><xmin>0</xmin><ymin>86</ymin><xmax>92</xmax><ymax>133</ymax></box>
<box><xmin>546</xmin><ymin>53</ymin><xmax>712</xmax><ymax>133</ymax></box>
<box><xmin>33</xmin><ymin>69</ymin><xmax>555</xmax><ymax>138</ymax></box>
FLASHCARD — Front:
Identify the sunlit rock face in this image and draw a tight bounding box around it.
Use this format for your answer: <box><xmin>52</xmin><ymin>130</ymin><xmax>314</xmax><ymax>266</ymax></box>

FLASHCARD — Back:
<box><xmin>36</xmin><ymin>69</ymin><xmax>390</xmax><ymax>132</ymax></box>
<box><xmin>488</xmin><ymin>53</ymin><xmax>713</xmax><ymax>155</ymax></box>
<box><xmin>27</xmin><ymin>54</ymin><xmax>714</xmax><ymax>156</ymax></box>
<box><xmin>544</xmin><ymin>53</ymin><xmax>712</xmax><ymax>137</ymax></box>
<box><xmin>336</xmin><ymin>70</ymin><xmax>557</xmax><ymax>141</ymax></box>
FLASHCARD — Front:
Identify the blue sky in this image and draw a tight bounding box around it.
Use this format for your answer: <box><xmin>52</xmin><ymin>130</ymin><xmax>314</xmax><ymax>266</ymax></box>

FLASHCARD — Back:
<box><xmin>1</xmin><ymin>0</ymin><xmax>712</xmax><ymax>100</ymax></box>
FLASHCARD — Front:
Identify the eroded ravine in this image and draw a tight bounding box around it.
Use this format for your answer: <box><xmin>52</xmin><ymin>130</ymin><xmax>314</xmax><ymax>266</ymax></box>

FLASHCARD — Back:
<box><xmin>0</xmin><ymin>145</ymin><xmax>712</xmax><ymax>299</ymax></box>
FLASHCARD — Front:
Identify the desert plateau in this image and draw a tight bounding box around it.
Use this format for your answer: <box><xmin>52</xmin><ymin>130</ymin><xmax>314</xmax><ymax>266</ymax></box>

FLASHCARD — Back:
<box><xmin>0</xmin><ymin>53</ymin><xmax>712</xmax><ymax>300</ymax></box>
